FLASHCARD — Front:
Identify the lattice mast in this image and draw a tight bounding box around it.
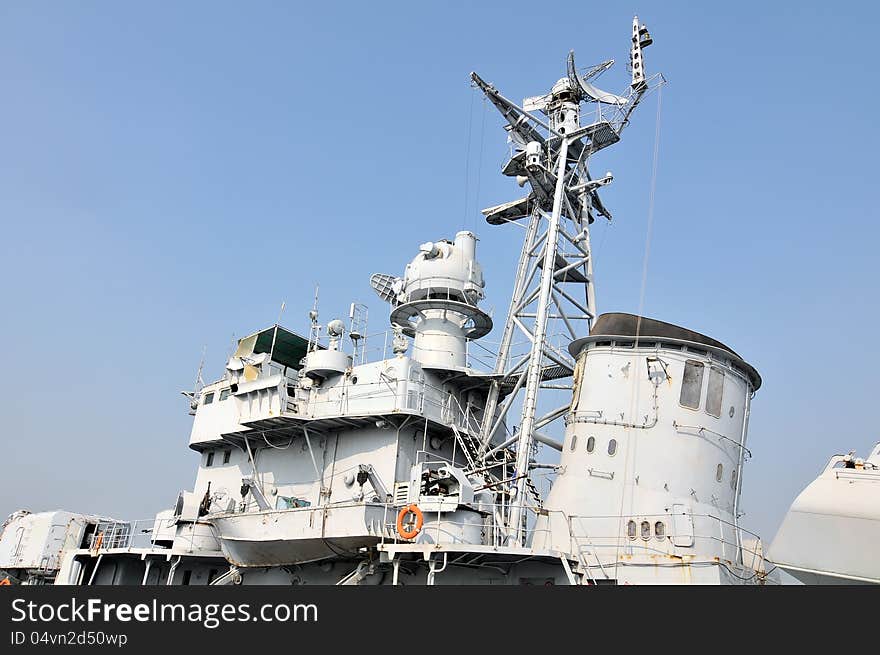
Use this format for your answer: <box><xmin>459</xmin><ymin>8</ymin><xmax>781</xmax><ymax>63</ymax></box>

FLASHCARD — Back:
<box><xmin>473</xmin><ymin>16</ymin><xmax>660</xmax><ymax>543</ymax></box>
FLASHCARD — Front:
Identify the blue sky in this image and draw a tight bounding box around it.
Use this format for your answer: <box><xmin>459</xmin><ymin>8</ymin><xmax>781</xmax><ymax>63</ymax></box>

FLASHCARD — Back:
<box><xmin>1</xmin><ymin>2</ymin><xmax>877</xmax><ymax>544</ymax></box>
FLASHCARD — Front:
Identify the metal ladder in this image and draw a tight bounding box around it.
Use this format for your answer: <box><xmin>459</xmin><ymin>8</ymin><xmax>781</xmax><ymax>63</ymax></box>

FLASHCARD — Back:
<box><xmin>566</xmin><ymin>517</ymin><xmax>609</xmax><ymax>584</ymax></box>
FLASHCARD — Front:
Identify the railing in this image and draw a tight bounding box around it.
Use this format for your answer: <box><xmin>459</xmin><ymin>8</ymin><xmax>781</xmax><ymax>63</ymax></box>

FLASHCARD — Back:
<box><xmin>305</xmin><ymin>325</ymin><xmax>536</xmax><ymax>375</ymax></box>
<box><xmin>563</xmin><ymin>512</ymin><xmax>766</xmax><ymax>577</ymax></box>
<box><xmin>85</xmin><ymin>517</ymin><xmax>214</xmax><ymax>554</ymax></box>
<box><xmin>306</xmin><ymin>327</ymin><xmax>492</xmax><ymax>372</ymax></box>
<box><xmin>378</xmin><ymin>499</ymin><xmax>552</xmax><ymax>551</ymax></box>
<box><xmin>823</xmin><ymin>454</ymin><xmax>880</xmax><ymax>478</ymax></box>
<box><xmin>297</xmin><ymin>377</ymin><xmax>485</xmax><ymax>442</ymax></box>
<box><xmin>85</xmin><ymin>521</ymin><xmax>128</xmax><ymax>550</ymax></box>
<box><xmin>82</xmin><ymin>504</ymin><xmax>766</xmax><ymax>584</ymax></box>
<box><xmin>395</xmin><ymin>274</ymin><xmax>483</xmax><ymax>304</ymax></box>
<box><xmin>377</xmin><ymin>502</ymin><xmax>767</xmax><ymax>581</ymax></box>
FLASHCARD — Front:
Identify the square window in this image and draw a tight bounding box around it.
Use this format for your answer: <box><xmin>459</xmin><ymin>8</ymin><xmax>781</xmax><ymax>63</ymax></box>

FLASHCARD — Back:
<box><xmin>203</xmin><ymin>392</ymin><xmax>214</xmax><ymax>405</ymax></box>
<box><xmin>219</xmin><ymin>388</ymin><xmax>230</xmax><ymax>402</ymax></box>
<box><xmin>705</xmin><ymin>368</ymin><xmax>724</xmax><ymax>418</ymax></box>
<box><xmin>679</xmin><ymin>360</ymin><xmax>704</xmax><ymax>409</ymax></box>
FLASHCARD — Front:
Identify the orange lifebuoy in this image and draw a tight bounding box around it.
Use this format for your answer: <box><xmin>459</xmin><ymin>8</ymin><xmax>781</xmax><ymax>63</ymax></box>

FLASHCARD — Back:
<box><xmin>396</xmin><ymin>504</ymin><xmax>423</xmax><ymax>540</ymax></box>
<box><xmin>0</xmin><ymin>577</ymin><xmax>11</xmax><ymax>586</ymax></box>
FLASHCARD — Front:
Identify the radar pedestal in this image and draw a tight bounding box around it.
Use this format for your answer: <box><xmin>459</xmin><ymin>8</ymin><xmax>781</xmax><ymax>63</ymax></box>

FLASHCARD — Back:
<box><xmin>303</xmin><ymin>319</ymin><xmax>351</xmax><ymax>381</ymax></box>
<box><xmin>373</xmin><ymin>231</ymin><xmax>492</xmax><ymax>371</ymax></box>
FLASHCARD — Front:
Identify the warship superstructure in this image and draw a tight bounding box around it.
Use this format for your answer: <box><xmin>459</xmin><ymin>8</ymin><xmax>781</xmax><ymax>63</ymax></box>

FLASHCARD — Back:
<box><xmin>768</xmin><ymin>443</ymin><xmax>880</xmax><ymax>584</ymax></box>
<box><xmin>1</xmin><ymin>17</ymin><xmax>772</xmax><ymax>585</ymax></box>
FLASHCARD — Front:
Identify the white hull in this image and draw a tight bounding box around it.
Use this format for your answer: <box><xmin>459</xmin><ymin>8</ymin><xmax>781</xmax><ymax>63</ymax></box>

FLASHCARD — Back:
<box><xmin>768</xmin><ymin>445</ymin><xmax>880</xmax><ymax>585</ymax></box>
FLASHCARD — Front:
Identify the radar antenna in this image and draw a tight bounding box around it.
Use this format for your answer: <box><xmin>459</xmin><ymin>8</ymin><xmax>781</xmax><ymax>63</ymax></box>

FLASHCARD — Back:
<box><xmin>566</xmin><ymin>53</ymin><xmax>627</xmax><ymax>105</ymax></box>
<box><xmin>369</xmin><ymin>273</ymin><xmax>402</xmax><ymax>305</ymax></box>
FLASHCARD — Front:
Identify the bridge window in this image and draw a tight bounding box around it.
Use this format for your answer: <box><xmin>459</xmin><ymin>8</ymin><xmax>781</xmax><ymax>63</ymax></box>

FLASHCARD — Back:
<box><xmin>586</xmin><ymin>436</ymin><xmax>595</xmax><ymax>453</ymax></box>
<box><xmin>706</xmin><ymin>368</ymin><xmax>724</xmax><ymax>418</ymax></box>
<box><xmin>219</xmin><ymin>388</ymin><xmax>230</xmax><ymax>402</ymax></box>
<box><xmin>203</xmin><ymin>392</ymin><xmax>214</xmax><ymax>405</ymax></box>
<box><xmin>679</xmin><ymin>360</ymin><xmax>704</xmax><ymax>409</ymax></box>
<box><xmin>206</xmin><ymin>451</ymin><xmax>214</xmax><ymax>467</ymax></box>
<box><xmin>223</xmin><ymin>450</ymin><xmax>231</xmax><ymax>464</ymax></box>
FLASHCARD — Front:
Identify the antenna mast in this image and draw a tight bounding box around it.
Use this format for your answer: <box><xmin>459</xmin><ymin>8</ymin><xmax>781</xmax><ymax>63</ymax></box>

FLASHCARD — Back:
<box><xmin>181</xmin><ymin>346</ymin><xmax>207</xmax><ymax>415</ymax></box>
<box><xmin>473</xmin><ymin>16</ymin><xmax>661</xmax><ymax>543</ymax></box>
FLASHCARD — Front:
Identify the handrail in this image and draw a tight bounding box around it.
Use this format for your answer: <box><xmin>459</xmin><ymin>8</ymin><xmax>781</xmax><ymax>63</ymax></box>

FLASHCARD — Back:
<box><xmin>89</xmin><ymin>503</ymin><xmax>765</xmax><ymax>583</ymax></box>
<box><xmin>673</xmin><ymin>421</ymin><xmax>752</xmax><ymax>460</ymax></box>
<box><xmin>375</xmin><ymin>502</ymin><xmax>765</xmax><ymax>578</ymax></box>
<box><xmin>84</xmin><ymin>517</ymin><xmax>218</xmax><ymax>555</ymax></box>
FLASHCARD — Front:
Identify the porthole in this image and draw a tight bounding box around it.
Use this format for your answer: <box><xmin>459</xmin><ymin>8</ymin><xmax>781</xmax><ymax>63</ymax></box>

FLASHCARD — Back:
<box><xmin>586</xmin><ymin>436</ymin><xmax>595</xmax><ymax>453</ymax></box>
<box><xmin>640</xmin><ymin>520</ymin><xmax>651</xmax><ymax>541</ymax></box>
<box><xmin>627</xmin><ymin>520</ymin><xmax>637</xmax><ymax>540</ymax></box>
<box><xmin>729</xmin><ymin>406</ymin><xmax>735</xmax><ymax>418</ymax></box>
<box><xmin>570</xmin><ymin>434</ymin><xmax>578</xmax><ymax>451</ymax></box>
<box><xmin>731</xmin><ymin>468</ymin><xmax>737</xmax><ymax>489</ymax></box>
<box><xmin>716</xmin><ymin>463</ymin><xmax>723</xmax><ymax>482</ymax></box>
<box><xmin>351</xmin><ymin>376</ymin><xmax>358</xmax><ymax>385</ymax></box>
<box><xmin>607</xmin><ymin>439</ymin><xmax>617</xmax><ymax>456</ymax></box>
<box><xmin>654</xmin><ymin>521</ymin><xmax>666</xmax><ymax>539</ymax></box>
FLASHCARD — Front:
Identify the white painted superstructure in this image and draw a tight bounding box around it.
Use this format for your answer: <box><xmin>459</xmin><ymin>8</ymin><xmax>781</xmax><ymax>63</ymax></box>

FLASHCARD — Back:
<box><xmin>768</xmin><ymin>444</ymin><xmax>880</xmax><ymax>584</ymax></box>
<box><xmin>533</xmin><ymin>314</ymin><xmax>762</xmax><ymax>583</ymax></box>
<box><xmin>0</xmin><ymin>511</ymin><xmax>115</xmax><ymax>584</ymax></box>
<box><xmin>4</xmin><ymin>16</ymin><xmax>785</xmax><ymax>586</ymax></box>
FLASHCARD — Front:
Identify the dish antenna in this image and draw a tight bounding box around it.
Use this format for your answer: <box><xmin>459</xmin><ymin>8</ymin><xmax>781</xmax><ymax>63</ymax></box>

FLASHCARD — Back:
<box><xmin>566</xmin><ymin>52</ymin><xmax>628</xmax><ymax>105</ymax></box>
<box><xmin>369</xmin><ymin>273</ymin><xmax>402</xmax><ymax>305</ymax></box>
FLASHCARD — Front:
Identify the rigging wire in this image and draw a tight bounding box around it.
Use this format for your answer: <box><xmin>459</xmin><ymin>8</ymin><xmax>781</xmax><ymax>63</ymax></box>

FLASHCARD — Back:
<box><xmin>463</xmin><ymin>86</ymin><xmax>476</xmax><ymax>226</ymax></box>
<box><xmin>472</xmin><ymin>96</ymin><xmax>487</xmax><ymax>231</ymax></box>
<box><xmin>636</xmin><ymin>83</ymin><xmax>663</xmax><ymax>336</ymax></box>
<box><xmin>612</xmin><ymin>84</ymin><xmax>664</xmax><ymax>572</ymax></box>
<box><xmin>594</xmin><ymin>218</ymin><xmax>611</xmax><ymax>265</ymax></box>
